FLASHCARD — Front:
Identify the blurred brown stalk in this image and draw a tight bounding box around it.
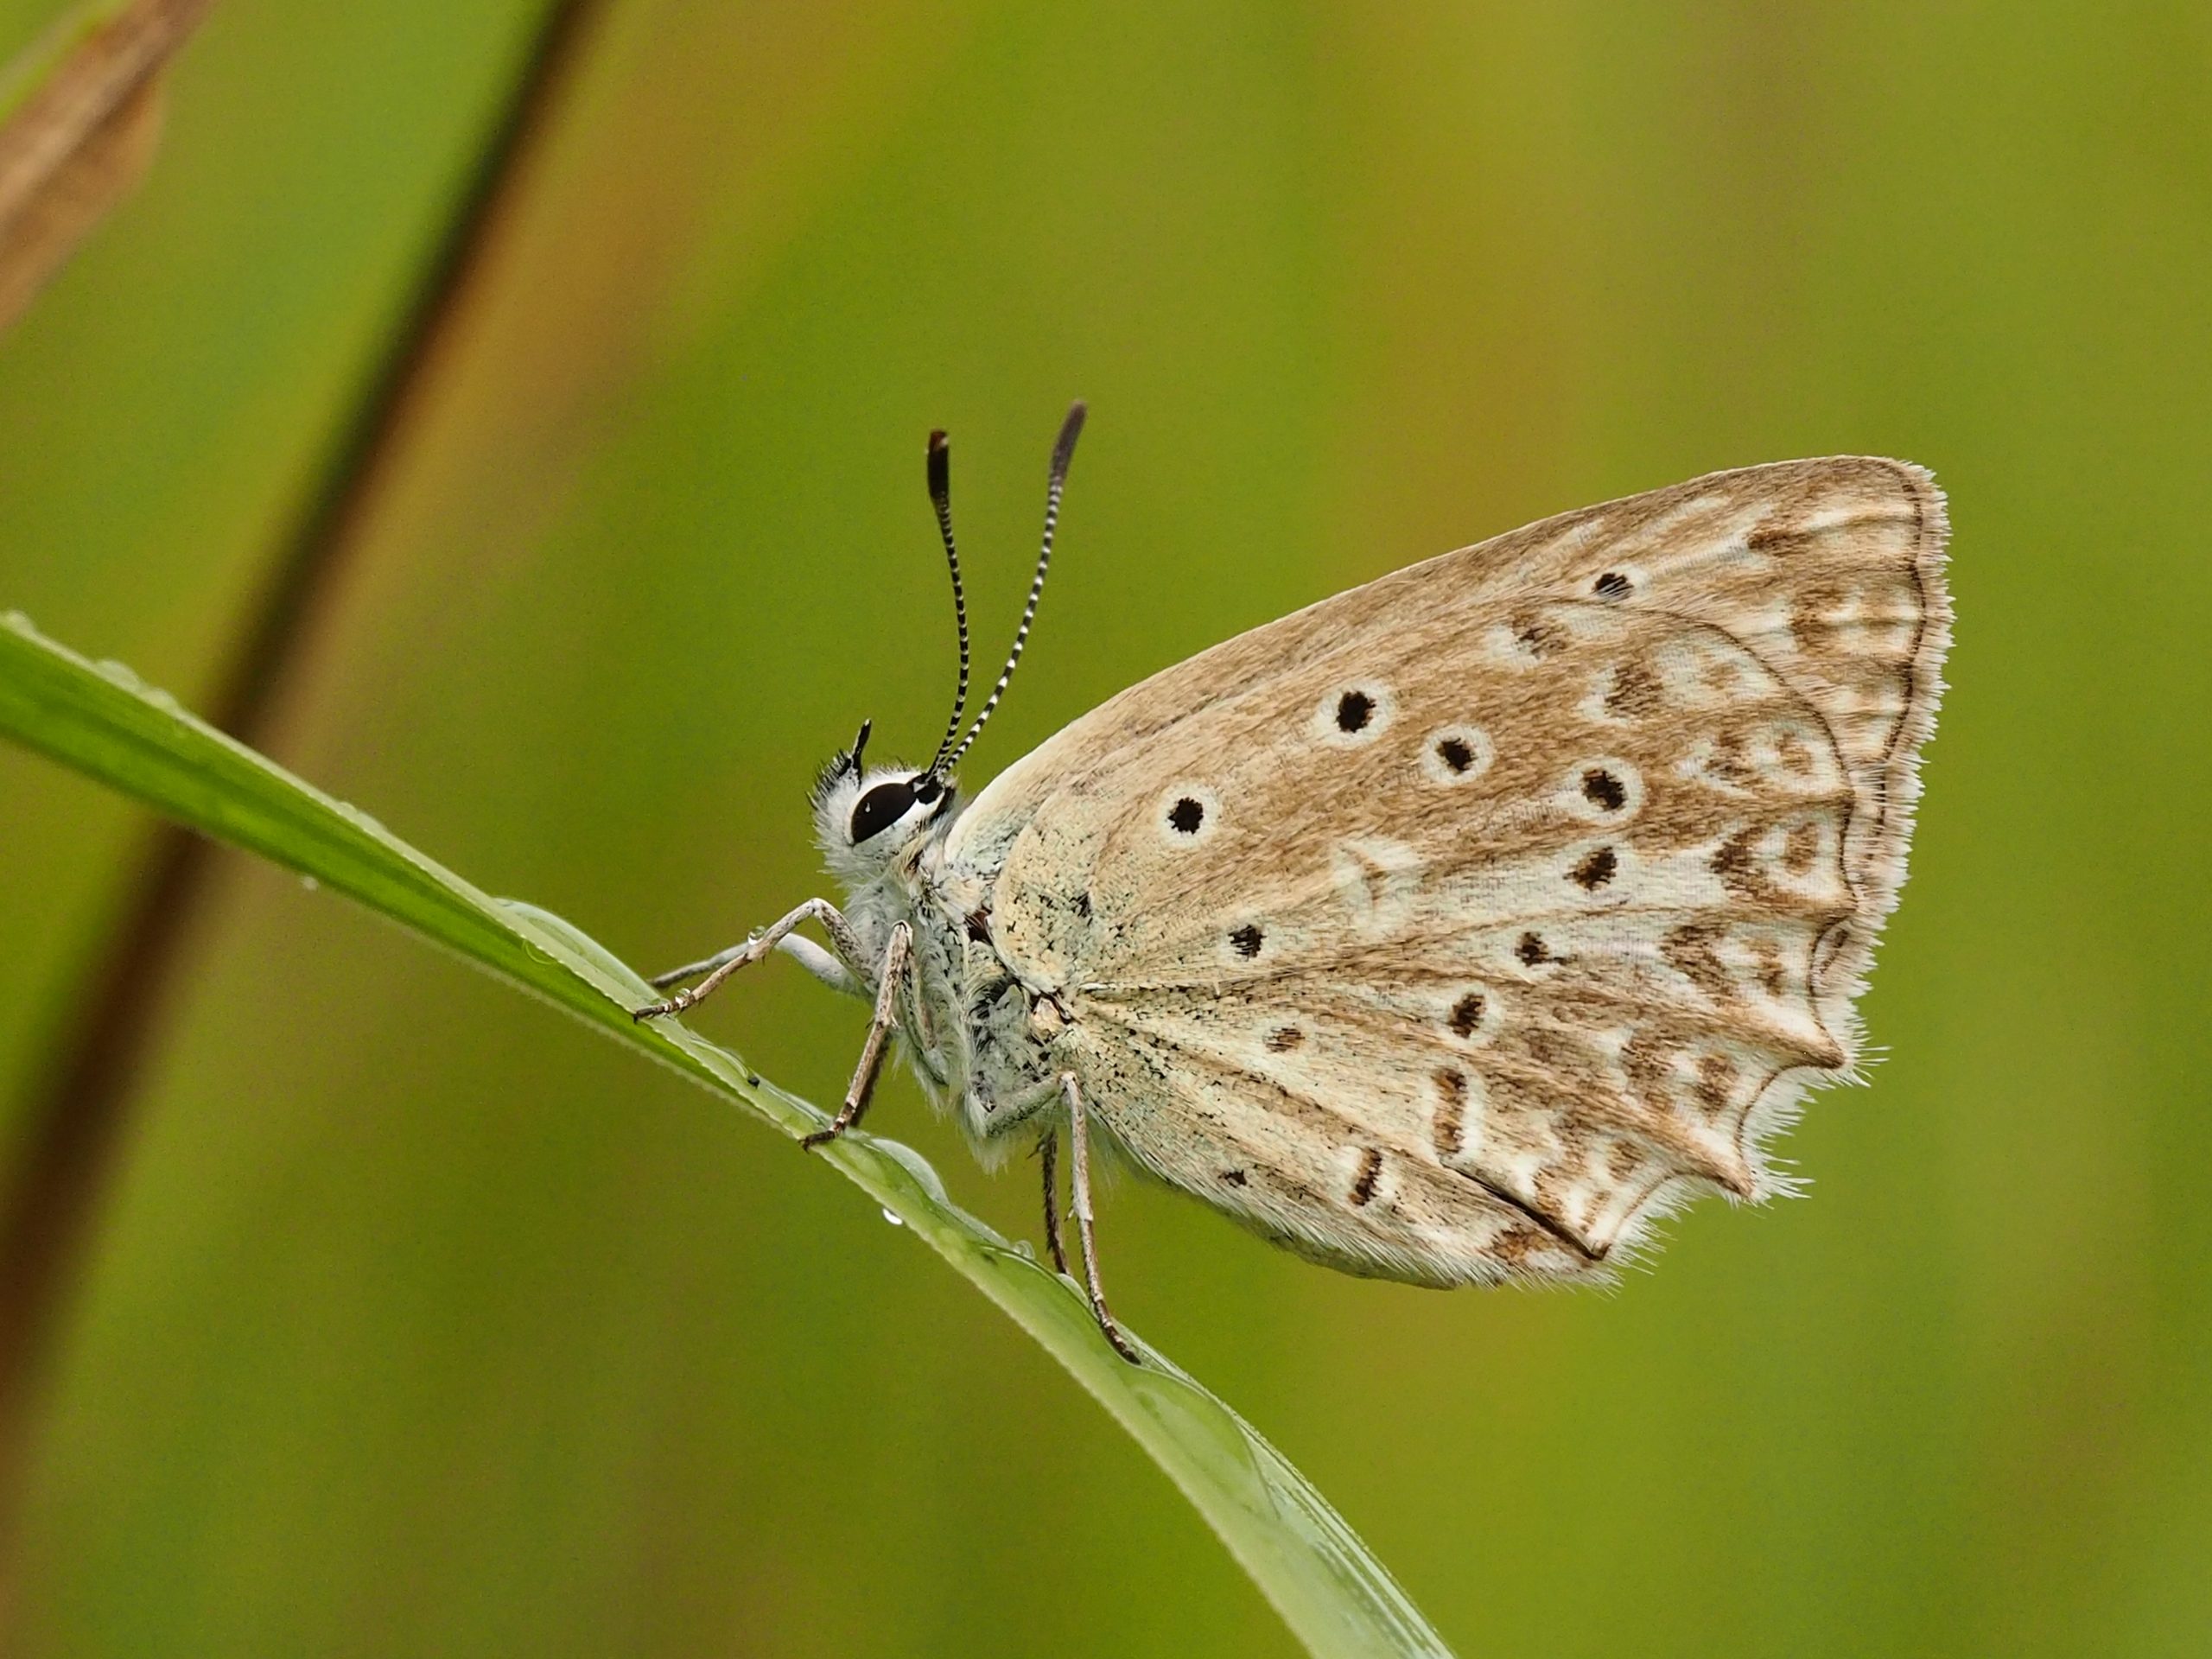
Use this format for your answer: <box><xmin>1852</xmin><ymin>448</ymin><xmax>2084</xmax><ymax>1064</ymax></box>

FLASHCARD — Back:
<box><xmin>0</xmin><ymin>0</ymin><xmax>607</xmax><ymax>1584</ymax></box>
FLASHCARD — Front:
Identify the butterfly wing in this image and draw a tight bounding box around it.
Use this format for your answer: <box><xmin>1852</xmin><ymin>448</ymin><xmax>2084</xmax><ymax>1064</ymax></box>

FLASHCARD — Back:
<box><xmin>948</xmin><ymin>458</ymin><xmax>1949</xmax><ymax>1281</ymax></box>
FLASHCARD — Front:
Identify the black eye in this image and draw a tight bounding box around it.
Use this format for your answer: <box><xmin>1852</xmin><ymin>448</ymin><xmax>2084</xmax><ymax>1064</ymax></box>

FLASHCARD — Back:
<box><xmin>849</xmin><ymin>779</ymin><xmax>918</xmax><ymax>843</ymax></box>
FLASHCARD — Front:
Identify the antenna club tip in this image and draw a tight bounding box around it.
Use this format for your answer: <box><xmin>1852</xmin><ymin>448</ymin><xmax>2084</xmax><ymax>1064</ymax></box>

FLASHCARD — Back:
<box><xmin>927</xmin><ymin>429</ymin><xmax>948</xmax><ymax>452</ymax></box>
<box><xmin>926</xmin><ymin>430</ymin><xmax>950</xmax><ymax>499</ymax></box>
<box><xmin>1052</xmin><ymin>401</ymin><xmax>1087</xmax><ymax>474</ymax></box>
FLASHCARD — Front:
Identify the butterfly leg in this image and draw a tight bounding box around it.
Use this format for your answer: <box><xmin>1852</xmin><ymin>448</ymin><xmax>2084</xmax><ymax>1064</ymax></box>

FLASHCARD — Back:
<box><xmin>1038</xmin><ymin>1128</ymin><xmax>1070</xmax><ymax>1278</ymax></box>
<box><xmin>800</xmin><ymin>921</ymin><xmax>912</xmax><ymax>1150</ymax></box>
<box><xmin>634</xmin><ymin>898</ymin><xmax>863</xmax><ymax>1018</ymax></box>
<box><xmin>1061</xmin><ymin>1072</ymin><xmax>1141</xmax><ymax>1364</ymax></box>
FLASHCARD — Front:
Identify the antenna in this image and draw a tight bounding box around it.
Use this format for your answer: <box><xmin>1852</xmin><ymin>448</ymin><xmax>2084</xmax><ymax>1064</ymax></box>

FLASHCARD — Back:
<box><xmin>940</xmin><ymin>401</ymin><xmax>1085</xmax><ymax>774</ymax></box>
<box><xmin>923</xmin><ymin>430</ymin><xmax>970</xmax><ymax>779</ymax></box>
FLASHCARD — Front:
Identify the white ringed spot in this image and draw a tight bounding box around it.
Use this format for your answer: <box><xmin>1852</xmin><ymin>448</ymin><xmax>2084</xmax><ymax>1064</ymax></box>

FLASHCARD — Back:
<box><xmin>1421</xmin><ymin>724</ymin><xmax>1495</xmax><ymax>785</ymax></box>
<box><xmin>1312</xmin><ymin>681</ymin><xmax>1395</xmax><ymax>747</ymax></box>
<box><xmin>1560</xmin><ymin>756</ymin><xmax>1644</xmax><ymax>823</ymax></box>
<box><xmin>1155</xmin><ymin>783</ymin><xmax>1223</xmax><ymax>846</ymax></box>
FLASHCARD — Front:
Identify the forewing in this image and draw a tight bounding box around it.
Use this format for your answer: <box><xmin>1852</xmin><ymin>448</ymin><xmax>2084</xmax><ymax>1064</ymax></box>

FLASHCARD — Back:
<box><xmin>957</xmin><ymin>459</ymin><xmax>1948</xmax><ymax>1282</ymax></box>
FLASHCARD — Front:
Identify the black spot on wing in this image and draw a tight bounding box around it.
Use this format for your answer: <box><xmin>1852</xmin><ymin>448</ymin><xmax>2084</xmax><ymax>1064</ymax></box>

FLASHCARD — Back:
<box><xmin>1582</xmin><ymin>768</ymin><xmax>1627</xmax><ymax>812</ymax></box>
<box><xmin>1570</xmin><ymin>847</ymin><xmax>1618</xmax><ymax>891</ymax></box>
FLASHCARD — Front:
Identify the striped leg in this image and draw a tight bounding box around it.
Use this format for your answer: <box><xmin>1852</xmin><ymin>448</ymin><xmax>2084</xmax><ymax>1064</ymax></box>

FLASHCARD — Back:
<box><xmin>800</xmin><ymin>922</ymin><xmax>912</xmax><ymax>1150</ymax></box>
<box><xmin>1062</xmin><ymin>1071</ymin><xmax>1140</xmax><ymax>1364</ymax></box>
<box><xmin>1039</xmin><ymin>1127</ymin><xmax>1069</xmax><ymax>1277</ymax></box>
<box><xmin>634</xmin><ymin>897</ymin><xmax>863</xmax><ymax>1017</ymax></box>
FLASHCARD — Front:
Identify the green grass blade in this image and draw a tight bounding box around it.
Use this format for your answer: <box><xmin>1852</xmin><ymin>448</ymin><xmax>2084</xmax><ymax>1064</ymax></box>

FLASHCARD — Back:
<box><xmin>0</xmin><ymin>611</ymin><xmax>1454</xmax><ymax>1659</ymax></box>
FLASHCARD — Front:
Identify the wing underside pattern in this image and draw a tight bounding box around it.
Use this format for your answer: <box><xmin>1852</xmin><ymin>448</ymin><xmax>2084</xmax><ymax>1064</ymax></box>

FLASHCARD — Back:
<box><xmin>952</xmin><ymin>459</ymin><xmax>1949</xmax><ymax>1282</ymax></box>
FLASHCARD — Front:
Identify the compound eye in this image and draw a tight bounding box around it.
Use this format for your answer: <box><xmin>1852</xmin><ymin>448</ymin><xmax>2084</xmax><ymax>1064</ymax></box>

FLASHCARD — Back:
<box><xmin>849</xmin><ymin>778</ymin><xmax>918</xmax><ymax>843</ymax></box>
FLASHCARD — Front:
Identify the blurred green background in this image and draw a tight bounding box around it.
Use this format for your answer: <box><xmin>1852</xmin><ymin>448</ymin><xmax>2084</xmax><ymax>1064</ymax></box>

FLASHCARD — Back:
<box><xmin>2</xmin><ymin>2</ymin><xmax>2209</xmax><ymax>1654</ymax></box>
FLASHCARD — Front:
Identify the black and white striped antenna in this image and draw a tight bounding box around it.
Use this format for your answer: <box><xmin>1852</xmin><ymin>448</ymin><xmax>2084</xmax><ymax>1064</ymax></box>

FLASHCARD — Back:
<box><xmin>934</xmin><ymin>400</ymin><xmax>1085</xmax><ymax>779</ymax></box>
<box><xmin>922</xmin><ymin>429</ymin><xmax>970</xmax><ymax>779</ymax></box>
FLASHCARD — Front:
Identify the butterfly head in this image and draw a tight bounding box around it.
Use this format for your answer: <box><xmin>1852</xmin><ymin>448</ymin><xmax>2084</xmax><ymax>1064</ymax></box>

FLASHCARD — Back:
<box><xmin>811</xmin><ymin>719</ymin><xmax>957</xmax><ymax>882</ymax></box>
<box><xmin>809</xmin><ymin>404</ymin><xmax>1086</xmax><ymax>888</ymax></box>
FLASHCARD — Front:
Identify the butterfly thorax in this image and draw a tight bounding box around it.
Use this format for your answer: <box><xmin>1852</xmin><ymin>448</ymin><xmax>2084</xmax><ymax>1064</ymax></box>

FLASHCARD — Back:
<box><xmin>823</xmin><ymin>791</ymin><xmax>1071</xmax><ymax>1157</ymax></box>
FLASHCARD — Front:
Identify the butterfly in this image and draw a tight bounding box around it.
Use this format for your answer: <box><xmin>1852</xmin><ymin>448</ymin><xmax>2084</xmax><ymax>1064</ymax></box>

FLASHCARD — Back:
<box><xmin>639</xmin><ymin>404</ymin><xmax>1951</xmax><ymax>1362</ymax></box>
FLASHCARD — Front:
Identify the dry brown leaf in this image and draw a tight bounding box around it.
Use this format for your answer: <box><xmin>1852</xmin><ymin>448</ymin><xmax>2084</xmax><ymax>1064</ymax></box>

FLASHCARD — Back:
<box><xmin>0</xmin><ymin>0</ymin><xmax>213</xmax><ymax>334</ymax></box>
